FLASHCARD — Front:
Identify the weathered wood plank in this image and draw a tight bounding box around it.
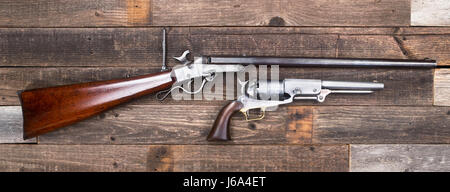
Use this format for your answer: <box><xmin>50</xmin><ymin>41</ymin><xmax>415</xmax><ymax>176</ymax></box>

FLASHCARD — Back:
<box><xmin>398</xmin><ymin>35</ymin><xmax>450</xmax><ymax>65</ymax></box>
<box><xmin>338</xmin><ymin>34</ymin><xmax>450</xmax><ymax>65</ymax></box>
<box><xmin>0</xmin><ymin>28</ymin><xmax>164</xmax><ymax>67</ymax></box>
<box><xmin>311</xmin><ymin>106</ymin><xmax>450</xmax><ymax>144</ymax></box>
<box><xmin>0</xmin><ymin>28</ymin><xmax>338</xmax><ymax>67</ymax></box>
<box><xmin>0</xmin><ymin>0</ymin><xmax>409</xmax><ymax>27</ymax></box>
<box><xmin>177</xmin><ymin>30</ymin><xmax>450</xmax><ymax>66</ymax></box>
<box><xmin>2</xmin><ymin>105</ymin><xmax>447</xmax><ymax>144</ymax></box>
<box><xmin>0</xmin><ymin>0</ymin><xmax>151</xmax><ymax>27</ymax></box>
<box><xmin>0</xmin><ymin>67</ymin><xmax>434</xmax><ymax>106</ymax></box>
<box><xmin>152</xmin><ymin>0</ymin><xmax>410</xmax><ymax>26</ymax></box>
<box><xmin>150</xmin><ymin>145</ymin><xmax>349</xmax><ymax>172</ymax></box>
<box><xmin>0</xmin><ymin>145</ymin><xmax>149</xmax><ymax>172</ymax></box>
<box><xmin>182</xmin><ymin>33</ymin><xmax>338</xmax><ymax>58</ymax></box>
<box><xmin>411</xmin><ymin>0</ymin><xmax>450</xmax><ymax>26</ymax></box>
<box><xmin>434</xmin><ymin>69</ymin><xmax>450</xmax><ymax>106</ymax></box>
<box><xmin>286</xmin><ymin>107</ymin><xmax>312</xmax><ymax>144</ymax></box>
<box><xmin>36</xmin><ymin>104</ymin><xmax>291</xmax><ymax>144</ymax></box>
<box><xmin>0</xmin><ymin>106</ymin><xmax>36</xmax><ymax>143</ymax></box>
<box><xmin>337</xmin><ymin>35</ymin><xmax>407</xmax><ymax>59</ymax></box>
<box><xmin>3</xmin><ymin>105</ymin><xmax>440</xmax><ymax>144</ymax></box>
<box><xmin>351</xmin><ymin>145</ymin><xmax>450</xmax><ymax>172</ymax></box>
<box><xmin>1</xmin><ymin>28</ymin><xmax>447</xmax><ymax>67</ymax></box>
<box><xmin>0</xmin><ymin>144</ymin><xmax>349</xmax><ymax>172</ymax></box>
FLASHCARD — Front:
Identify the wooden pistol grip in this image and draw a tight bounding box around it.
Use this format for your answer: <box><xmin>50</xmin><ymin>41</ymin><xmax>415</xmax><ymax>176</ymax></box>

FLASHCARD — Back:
<box><xmin>19</xmin><ymin>70</ymin><xmax>175</xmax><ymax>139</ymax></box>
<box><xmin>207</xmin><ymin>100</ymin><xmax>244</xmax><ymax>141</ymax></box>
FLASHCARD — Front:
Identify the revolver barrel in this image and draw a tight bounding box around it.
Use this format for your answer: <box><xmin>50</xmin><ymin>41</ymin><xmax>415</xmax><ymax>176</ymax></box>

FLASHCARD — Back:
<box><xmin>322</xmin><ymin>80</ymin><xmax>384</xmax><ymax>90</ymax></box>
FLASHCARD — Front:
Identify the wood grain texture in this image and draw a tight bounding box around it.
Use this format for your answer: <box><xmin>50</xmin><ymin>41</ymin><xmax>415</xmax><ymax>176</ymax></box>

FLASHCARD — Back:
<box><xmin>0</xmin><ymin>0</ymin><xmax>410</xmax><ymax>27</ymax></box>
<box><xmin>0</xmin><ymin>28</ymin><xmax>163</xmax><ymax>67</ymax></box>
<box><xmin>0</xmin><ymin>145</ymin><xmax>149</xmax><ymax>172</ymax></box>
<box><xmin>411</xmin><ymin>0</ymin><xmax>450</xmax><ymax>26</ymax></box>
<box><xmin>0</xmin><ymin>67</ymin><xmax>434</xmax><ymax>106</ymax></box>
<box><xmin>1</xmin><ymin>28</ymin><xmax>447</xmax><ymax>67</ymax></box>
<box><xmin>0</xmin><ymin>106</ymin><xmax>36</xmax><ymax>143</ymax></box>
<box><xmin>152</xmin><ymin>0</ymin><xmax>410</xmax><ymax>26</ymax></box>
<box><xmin>434</xmin><ymin>69</ymin><xmax>450</xmax><ymax>106</ymax></box>
<box><xmin>398</xmin><ymin>35</ymin><xmax>450</xmax><ymax>65</ymax></box>
<box><xmin>0</xmin><ymin>144</ymin><xmax>349</xmax><ymax>172</ymax></box>
<box><xmin>153</xmin><ymin>145</ymin><xmax>349</xmax><ymax>172</ymax></box>
<box><xmin>312</xmin><ymin>106</ymin><xmax>450</xmax><ymax>144</ymax></box>
<box><xmin>0</xmin><ymin>28</ymin><xmax>338</xmax><ymax>67</ymax></box>
<box><xmin>351</xmin><ymin>145</ymin><xmax>450</xmax><ymax>172</ymax></box>
<box><xmin>35</xmin><ymin>104</ymin><xmax>290</xmax><ymax>144</ymax></box>
<box><xmin>0</xmin><ymin>0</ymin><xmax>151</xmax><ymax>27</ymax></box>
<box><xmin>286</xmin><ymin>107</ymin><xmax>312</xmax><ymax>144</ymax></box>
<box><xmin>337</xmin><ymin>35</ymin><xmax>406</xmax><ymax>59</ymax></box>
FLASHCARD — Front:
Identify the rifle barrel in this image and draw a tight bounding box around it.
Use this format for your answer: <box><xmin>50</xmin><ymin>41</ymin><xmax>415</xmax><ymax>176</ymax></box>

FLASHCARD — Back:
<box><xmin>208</xmin><ymin>57</ymin><xmax>436</xmax><ymax>68</ymax></box>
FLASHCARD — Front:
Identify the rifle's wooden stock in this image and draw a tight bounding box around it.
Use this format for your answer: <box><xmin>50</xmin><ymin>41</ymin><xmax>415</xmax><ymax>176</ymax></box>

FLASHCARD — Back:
<box><xmin>19</xmin><ymin>70</ymin><xmax>175</xmax><ymax>139</ymax></box>
<box><xmin>207</xmin><ymin>100</ymin><xmax>243</xmax><ymax>141</ymax></box>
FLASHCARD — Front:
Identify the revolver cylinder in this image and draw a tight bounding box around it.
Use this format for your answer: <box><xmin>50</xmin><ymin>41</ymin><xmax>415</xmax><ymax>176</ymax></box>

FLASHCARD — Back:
<box><xmin>246</xmin><ymin>79</ymin><xmax>384</xmax><ymax>101</ymax></box>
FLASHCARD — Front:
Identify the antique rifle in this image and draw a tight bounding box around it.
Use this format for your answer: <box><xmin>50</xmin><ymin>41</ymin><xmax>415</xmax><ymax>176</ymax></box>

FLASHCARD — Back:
<box><xmin>18</xmin><ymin>29</ymin><xmax>436</xmax><ymax>140</ymax></box>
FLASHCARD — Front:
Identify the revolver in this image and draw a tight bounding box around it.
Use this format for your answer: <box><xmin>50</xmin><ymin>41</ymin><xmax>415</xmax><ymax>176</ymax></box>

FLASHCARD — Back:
<box><xmin>207</xmin><ymin>78</ymin><xmax>384</xmax><ymax>141</ymax></box>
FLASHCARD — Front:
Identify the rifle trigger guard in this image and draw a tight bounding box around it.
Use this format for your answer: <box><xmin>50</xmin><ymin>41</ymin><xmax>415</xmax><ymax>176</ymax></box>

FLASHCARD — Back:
<box><xmin>156</xmin><ymin>88</ymin><xmax>173</xmax><ymax>101</ymax></box>
<box><xmin>156</xmin><ymin>74</ymin><xmax>216</xmax><ymax>101</ymax></box>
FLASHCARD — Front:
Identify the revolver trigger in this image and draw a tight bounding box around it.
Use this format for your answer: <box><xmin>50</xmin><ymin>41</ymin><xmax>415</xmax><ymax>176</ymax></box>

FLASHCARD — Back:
<box><xmin>239</xmin><ymin>109</ymin><xmax>250</xmax><ymax>121</ymax></box>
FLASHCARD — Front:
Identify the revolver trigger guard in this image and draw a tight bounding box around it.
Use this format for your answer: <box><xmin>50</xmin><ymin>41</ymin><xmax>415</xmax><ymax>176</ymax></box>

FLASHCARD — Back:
<box><xmin>240</xmin><ymin>108</ymin><xmax>266</xmax><ymax>121</ymax></box>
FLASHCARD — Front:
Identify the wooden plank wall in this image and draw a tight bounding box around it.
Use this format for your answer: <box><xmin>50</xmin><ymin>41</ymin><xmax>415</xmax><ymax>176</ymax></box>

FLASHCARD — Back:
<box><xmin>0</xmin><ymin>0</ymin><xmax>449</xmax><ymax>172</ymax></box>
